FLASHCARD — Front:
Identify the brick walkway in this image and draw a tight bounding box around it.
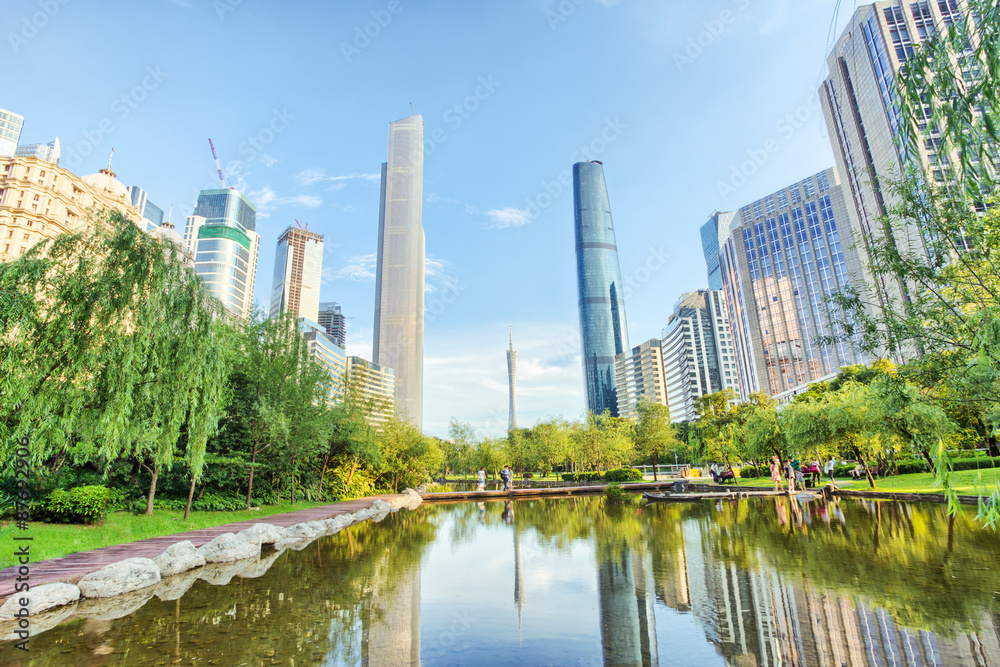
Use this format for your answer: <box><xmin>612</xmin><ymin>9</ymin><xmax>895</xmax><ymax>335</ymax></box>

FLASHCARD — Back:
<box><xmin>0</xmin><ymin>494</ymin><xmax>403</xmax><ymax>605</ymax></box>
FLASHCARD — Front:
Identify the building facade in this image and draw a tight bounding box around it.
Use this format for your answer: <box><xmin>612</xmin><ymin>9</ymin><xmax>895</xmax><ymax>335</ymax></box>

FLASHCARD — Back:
<box><xmin>507</xmin><ymin>325</ymin><xmax>518</xmax><ymax>430</ymax></box>
<box><xmin>347</xmin><ymin>356</ymin><xmax>396</xmax><ymax>428</ymax></box>
<box><xmin>299</xmin><ymin>319</ymin><xmax>347</xmax><ymax>406</ymax></box>
<box><xmin>719</xmin><ymin>168</ymin><xmax>868</xmax><ymax>399</ymax></box>
<box><xmin>0</xmin><ymin>154</ymin><xmax>144</xmax><ymax>262</ymax></box>
<box><xmin>128</xmin><ymin>185</ymin><xmax>165</xmax><ymax>233</ymax></box>
<box><xmin>318</xmin><ymin>302</ymin><xmax>347</xmax><ymax>349</ymax></box>
<box><xmin>574</xmin><ymin>160</ymin><xmax>630</xmax><ymax>417</ymax></box>
<box><xmin>700</xmin><ymin>211</ymin><xmax>737</xmax><ymax>291</ymax></box>
<box><xmin>0</xmin><ymin>109</ymin><xmax>24</xmax><ymax>157</ymax></box>
<box><xmin>661</xmin><ymin>290</ymin><xmax>738</xmax><ymax>423</ymax></box>
<box><xmin>269</xmin><ymin>225</ymin><xmax>323</xmax><ymax>323</ymax></box>
<box><xmin>614</xmin><ymin>339</ymin><xmax>668</xmax><ymax>421</ymax></box>
<box><xmin>373</xmin><ymin>114</ymin><xmax>424</xmax><ymax>430</ymax></box>
<box><xmin>820</xmin><ymin>0</ymin><xmax>973</xmax><ymax>321</ymax></box>
<box><xmin>15</xmin><ymin>139</ymin><xmax>59</xmax><ymax>164</ymax></box>
<box><xmin>185</xmin><ymin>188</ymin><xmax>260</xmax><ymax>319</ymax></box>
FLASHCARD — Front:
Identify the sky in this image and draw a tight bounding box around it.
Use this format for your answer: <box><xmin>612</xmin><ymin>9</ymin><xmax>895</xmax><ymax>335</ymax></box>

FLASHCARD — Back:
<box><xmin>4</xmin><ymin>0</ymin><xmax>861</xmax><ymax>439</ymax></box>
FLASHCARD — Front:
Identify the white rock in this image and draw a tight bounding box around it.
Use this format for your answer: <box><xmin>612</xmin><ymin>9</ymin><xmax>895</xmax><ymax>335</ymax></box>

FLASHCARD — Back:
<box><xmin>197</xmin><ymin>533</ymin><xmax>260</xmax><ymax>563</ymax></box>
<box><xmin>0</xmin><ymin>582</ymin><xmax>80</xmax><ymax>619</ymax></box>
<box><xmin>399</xmin><ymin>488</ymin><xmax>424</xmax><ymax>510</ymax></box>
<box><xmin>0</xmin><ymin>603</ymin><xmax>76</xmax><ymax>642</ymax></box>
<box><xmin>154</xmin><ymin>541</ymin><xmax>206</xmax><ymax>577</ymax></box>
<box><xmin>74</xmin><ymin>588</ymin><xmax>153</xmax><ymax>620</ymax></box>
<box><xmin>77</xmin><ymin>558</ymin><xmax>161</xmax><ymax>599</ymax></box>
<box><xmin>238</xmin><ymin>523</ymin><xmax>285</xmax><ymax>546</ymax></box>
<box><xmin>238</xmin><ymin>548</ymin><xmax>285</xmax><ymax>579</ymax></box>
<box><xmin>197</xmin><ymin>561</ymin><xmax>244</xmax><ymax>586</ymax></box>
<box><xmin>305</xmin><ymin>520</ymin><xmax>328</xmax><ymax>535</ymax></box>
<box><xmin>285</xmin><ymin>523</ymin><xmax>319</xmax><ymax>540</ymax></box>
<box><xmin>154</xmin><ymin>568</ymin><xmax>201</xmax><ymax>601</ymax></box>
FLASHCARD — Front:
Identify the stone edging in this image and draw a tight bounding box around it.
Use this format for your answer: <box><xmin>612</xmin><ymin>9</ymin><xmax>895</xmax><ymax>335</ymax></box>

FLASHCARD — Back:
<box><xmin>0</xmin><ymin>489</ymin><xmax>422</xmax><ymax>642</ymax></box>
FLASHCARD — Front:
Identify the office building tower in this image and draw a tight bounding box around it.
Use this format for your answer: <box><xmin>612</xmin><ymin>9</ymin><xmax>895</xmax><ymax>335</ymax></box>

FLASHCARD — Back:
<box><xmin>127</xmin><ymin>185</ymin><xmax>164</xmax><ymax>232</ymax></box>
<box><xmin>1</xmin><ymin>155</ymin><xmax>143</xmax><ymax>262</ymax></box>
<box><xmin>347</xmin><ymin>356</ymin><xmax>395</xmax><ymax>428</ymax></box>
<box><xmin>574</xmin><ymin>160</ymin><xmax>630</xmax><ymax>417</ymax></box>
<box><xmin>15</xmin><ymin>138</ymin><xmax>59</xmax><ymax>165</ymax></box>
<box><xmin>299</xmin><ymin>319</ymin><xmax>347</xmax><ymax>406</ymax></box>
<box><xmin>0</xmin><ymin>109</ymin><xmax>24</xmax><ymax>157</ymax></box>
<box><xmin>270</xmin><ymin>225</ymin><xmax>323</xmax><ymax>323</ymax></box>
<box><xmin>661</xmin><ymin>290</ymin><xmax>738</xmax><ymax>423</ymax></box>
<box><xmin>700</xmin><ymin>211</ymin><xmax>737</xmax><ymax>291</ymax></box>
<box><xmin>615</xmin><ymin>339</ymin><xmax>668</xmax><ymax>421</ymax></box>
<box><xmin>820</xmin><ymin>0</ymin><xmax>974</xmax><ymax>316</ymax></box>
<box><xmin>318</xmin><ymin>302</ymin><xmax>347</xmax><ymax>349</ymax></box>
<box><xmin>185</xmin><ymin>188</ymin><xmax>260</xmax><ymax>319</ymax></box>
<box><xmin>507</xmin><ymin>324</ymin><xmax>518</xmax><ymax>430</ymax></box>
<box><xmin>373</xmin><ymin>114</ymin><xmax>424</xmax><ymax>430</ymax></box>
<box><xmin>719</xmin><ymin>168</ymin><xmax>868</xmax><ymax>400</ymax></box>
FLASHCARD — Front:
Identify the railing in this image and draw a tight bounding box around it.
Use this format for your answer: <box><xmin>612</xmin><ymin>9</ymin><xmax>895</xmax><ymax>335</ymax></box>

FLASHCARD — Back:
<box><xmin>633</xmin><ymin>464</ymin><xmax>690</xmax><ymax>478</ymax></box>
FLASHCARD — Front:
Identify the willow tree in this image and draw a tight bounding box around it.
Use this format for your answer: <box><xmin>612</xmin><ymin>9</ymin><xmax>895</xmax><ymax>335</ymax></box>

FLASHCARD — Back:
<box><xmin>0</xmin><ymin>212</ymin><xmax>230</xmax><ymax>515</ymax></box>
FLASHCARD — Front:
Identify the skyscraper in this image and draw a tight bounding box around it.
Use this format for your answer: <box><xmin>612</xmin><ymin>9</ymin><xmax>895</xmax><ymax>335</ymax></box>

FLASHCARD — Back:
<box><xmin>719</xmin><ymin>168</ymin><xmax>868</xmax><ymax>400</ymax></box>
<box><xmin>820</xmin><ymin>0</ymin><xmax>974</xmax><ymax>318</ymax></box>
<box><xmin>185</xmin><ymin>188</ymin><xmax>260</xmax><ymax>319</ymax></box>
<box><xmin>373</xmin><ymin>114</ymin><xmax>424</xmax><ymax>429</ymax></box>
<box><xmin>318</xmin><ymin>302</ymin><xmax>347</xmax><ymax>349</ymax></box>
<box><xmin>0</xmin><ymin>108</ymin><xmax>24</xmax><ymax>157</ymax></box>
<box><xmin>660</xmin><ymin>290</ymin><xmax>738</xmax><ymax>423</ymax></box>
<box><xmin>574</xmin><ymin>160</ymin><xmax>629</xmax><ymax>417</ymax></box>
<box><xmin>127</xmin><ymin>185</ymin><xmax>165</xmax><ymax>232</ymax></box>
<box><xmin>270</xmin><ymin>225</ymin><xmax>324</xmax><ymax>323</ymax></box>
<box><xmin>614</xmin><ymin>339</ymin><xmax>668</xmax><ymax>421</ymax></box>
<box><xmin>700</xmin><ymin>211</ymin><xmax>737</xmax><ymax>291</ymax></box>
<box><xmin>507</xmin><ymin>324</ymin><xmax>518</xmax><ymax>431</ymax></box>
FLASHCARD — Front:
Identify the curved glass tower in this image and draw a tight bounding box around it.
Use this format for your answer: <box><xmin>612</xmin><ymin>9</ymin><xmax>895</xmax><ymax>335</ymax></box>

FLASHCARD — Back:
<box><xmin>574</xmin><ymin>160</ymin><xmax>629</xmax><ymax>417</ymax></box>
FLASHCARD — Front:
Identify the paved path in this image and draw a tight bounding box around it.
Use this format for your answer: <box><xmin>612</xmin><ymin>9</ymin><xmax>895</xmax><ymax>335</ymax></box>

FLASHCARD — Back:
<box><xmin>0</xmin><ymin>494</ymin><xmax>403</xmax><ymax>605</ymax></box>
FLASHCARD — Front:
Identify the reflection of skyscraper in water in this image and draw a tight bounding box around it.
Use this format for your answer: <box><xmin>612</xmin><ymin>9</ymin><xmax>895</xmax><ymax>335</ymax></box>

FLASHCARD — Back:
<box><xmin>513</xmin><ymin>521</ymin><xmax>525</xmax><ymax>644</ymax></box>
<box><xmin>362</xmin><ymin>562</ymin><xmax>421</xmax><ymax>666</ymax></box>
<box><xmin>597</xmin><ymin>540</ymin><xmax>659</xmax><ymax>666</ymax></box>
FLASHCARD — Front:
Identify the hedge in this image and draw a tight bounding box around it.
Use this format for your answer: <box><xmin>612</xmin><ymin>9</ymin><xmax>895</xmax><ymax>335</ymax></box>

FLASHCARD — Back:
<box><xmin>561</xmin><ymin>469</ymin><xmax>642</xmax><ymax>483</ymax></box>
<box><xmin>38</xmin><ymin>485</ymin><xmax>111</xmax><ymax>524</ymax></box>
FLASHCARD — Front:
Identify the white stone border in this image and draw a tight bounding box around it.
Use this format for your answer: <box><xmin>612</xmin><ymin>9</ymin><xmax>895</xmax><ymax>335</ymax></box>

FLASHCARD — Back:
<box><xmin>0</xmin><ymin>491</ymin><xmax>422</xmax><ymax>641</ymax></box>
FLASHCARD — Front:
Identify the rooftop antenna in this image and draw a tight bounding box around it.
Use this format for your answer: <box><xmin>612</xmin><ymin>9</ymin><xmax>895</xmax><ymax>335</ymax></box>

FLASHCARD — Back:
<box><xmin>106</xmin><ymin>148</ymin><xmax>114</xmax><ymax>172</ymax></box>
<box><xmin>208</xmin><ymin>139</ymin><xmax>231</xmax><ymax>188</ymax></box>
<box><xmin>163</xmin><ymin>204</ymin><xmax>175</xmax><ymax>229</ymax></box>
<box><xmin>509</xmin><ymin>320</ymin><xmax>513</xmax><ymax>349</ymax></box>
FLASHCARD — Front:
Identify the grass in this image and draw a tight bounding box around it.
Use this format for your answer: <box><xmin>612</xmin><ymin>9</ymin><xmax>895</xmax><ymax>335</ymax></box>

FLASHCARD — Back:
<box><xmin>719</xmin><ymin>467</ymin><xmax>1000</xmax><ymax>495</ymax></box>
<box><xmin>0</xmin><ymin>500</ymin><xmax>330</xmax><ymax>569</ymax></box>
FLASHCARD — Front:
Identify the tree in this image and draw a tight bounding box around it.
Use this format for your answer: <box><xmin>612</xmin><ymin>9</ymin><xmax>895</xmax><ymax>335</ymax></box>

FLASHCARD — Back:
<box><xmin>633</xmin><ymin>400</ymin><xmax>680</xmax><ymax>479</ymax></box>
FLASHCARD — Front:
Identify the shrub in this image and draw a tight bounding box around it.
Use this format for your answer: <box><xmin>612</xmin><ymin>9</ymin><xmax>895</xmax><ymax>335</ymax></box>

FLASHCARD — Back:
<box><xmin>604</xmin><ymin>468</ymin><xmax>643</xmax><ymax>482</ymax></box>
<box><xmin>895</xmin><ymin>459</ymin><xmax>931</xmax><ymax>475</ymax></box>
<box><xmin>603</xmin><ymin>483</ymin><xmax>628</xmax><ymax>504</ymax></box>
<box><xmin>563</xmin><ymin>471</ymin><xmax>603</xmax><ymax>482</ymax></box>
<box><xmin>39</xmin><ymin>485</ymin><xmax>110</xmax><ymax>524</ymax></box>
<box><xmin>951</xmin><ymin>456</ymin><xmax>1000</xmax><ymax>472</ymax></box>
<box><xmin>738</xmin><ymin>466</ymin><xmax>762</xmax><ymax>479</ymax></box>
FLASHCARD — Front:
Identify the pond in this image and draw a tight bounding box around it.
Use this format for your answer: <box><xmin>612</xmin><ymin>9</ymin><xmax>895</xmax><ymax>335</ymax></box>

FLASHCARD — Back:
<box><xmin>4</xmin><ymin>494</ymin><xmax>1000</xmax><ymax>665</ymax></box>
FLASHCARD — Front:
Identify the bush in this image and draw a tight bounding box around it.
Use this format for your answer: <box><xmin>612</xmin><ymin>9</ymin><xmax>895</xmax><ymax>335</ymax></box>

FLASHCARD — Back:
<box><xmin>951</xmin><ymin>456</ymin><xmax>1000</xmax><ymax>472</ymax></box>
<box><xmin>738</xmin><ymin>466</ymin><xmax>763</xmax><ymax>479</ymax></box>
<box><xmin>39</xmin><ymin>485</ymin><xmax>110</xmax><ymax>524</ymax></box>
<box><xmin>562</xmin><ymin>471</ymin><xmax>603</xmax><ymax>482</ymax></box>
<box><xmin>603</xmin><ymin>483</ymin><xmax>629</xmax><ymax>504</ymax></box>
<box><xmin>894</xmin><ymin>459</ymin><xmax>931</xmax><ymax>475</ymax></box>
<box><xmin>604</xmin><ymin>468</ymin><xmax>643</xmax><ymax>482</ymax></box>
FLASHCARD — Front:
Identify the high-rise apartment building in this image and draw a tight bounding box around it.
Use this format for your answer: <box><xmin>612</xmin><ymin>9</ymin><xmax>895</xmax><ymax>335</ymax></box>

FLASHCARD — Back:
<box><xmin>614</xmin><ymin>339</ymin><xmax>668</xmax><ymax>421</ymax></box>
<box><xmin>700</xmin><ymin>212</ymin><xmax>737</xmax><ymax>291</ymax></box>
<box><xmin>0</xmin><ymin>109</ymin><xmax>24</xmax><ymax>157</ymax></box>
<box><xmin>299</xmin><ymin>319</ymin><xmax>347</xmax><ymax>406</ymax></box>
<box><xmin>574</xmin><ymin>160</ymin><xmax>630</xmax><ymax>417</ymax></box>
<box><xmin>820</xmin><ymin>0</ymin><xmax>973</xmax><ymax>315</ymax></box>
<box><xmin>661</xmin><ymin>290</ymin><xmax>738</xmax><ymax>423</ymax></box>
<box><xmin>270</xmin><ymin>225</ymin><xmax>323</xmax><ymax>323</ymax></box>
<box><xmin>346</xmin><ymin>356</ymin><xmax>395</xmax><ymax>428</ymax></box>
<box><xmin>507</xmin><ymin>325</ymin><xmax>518</xmax><ymax>430</ymax></box>
<box><xmin>318</xmin><ymin>302</ymin><xmax>347</xmax><ymax>349</ymax></box>
<box><xmin>373</xmin><ymin>114</ymin><xmax>424</xmax><ymax>430</ymax></box>
<box><xmin>719</xmin><ymin>168</ymin><xmax>868</xmax><ymax>400</ymax></box>
<box><xmin>185</xmin><ymin>188</ymin><xmax>260</xmax><ymax>319</ymax></box>
<box><xmin>128</xmin><ymin>185</ymin><xmax>165</xmax><ymax>233</ymax></box>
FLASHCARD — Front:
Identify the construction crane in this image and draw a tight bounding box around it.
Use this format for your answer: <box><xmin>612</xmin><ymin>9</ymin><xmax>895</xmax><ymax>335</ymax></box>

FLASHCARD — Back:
<box><xmin>208</xmin><ymin>139</ymin><xmax>231</xmax><ymax>188</ymax></box>
<box><xmin>295</xmin><ymin>219</ymin><xmax>308</xmax><ymax>231</ymax></box>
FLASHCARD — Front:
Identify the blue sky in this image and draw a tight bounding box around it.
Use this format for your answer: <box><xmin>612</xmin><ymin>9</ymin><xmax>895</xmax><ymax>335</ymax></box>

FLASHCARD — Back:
<box><xmin>5</xmin><ymin>0</ymin><xmax>857</xmax><ymax>438</ymax></box>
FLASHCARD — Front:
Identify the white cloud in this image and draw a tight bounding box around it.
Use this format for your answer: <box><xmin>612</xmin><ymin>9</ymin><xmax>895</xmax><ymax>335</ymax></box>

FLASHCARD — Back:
<box><xmin>336</xmin><ymin>254</ymin><xmax>377</xmax><ymax>282</ymax></box>
<box><xmin>424</xmin><ymin>255</ymin><xmax>461</xmax><ymax>295</ymax></box>
<box><xmin>486</xmin><ymin>207</ymin><xmax>532</xmax><ymax>228</ymax></box>
<box><xmin>246</xmin><ymin>186</ymin><xmax>322</xmax><ymax>218</ymax></box>
<box><xmin>260</xmin><ymin>153</ymin><xmax>278</xmax><ymax>167</ymax></box>
<box><xmin>297</xmin><ymin>169</ymin><xmax>381</xmax><ymax>189</ymax></box>
<box><xmin>426</xmin><ymin>193</ymin><xmax>478</xmax><ymax>215</ymax></box>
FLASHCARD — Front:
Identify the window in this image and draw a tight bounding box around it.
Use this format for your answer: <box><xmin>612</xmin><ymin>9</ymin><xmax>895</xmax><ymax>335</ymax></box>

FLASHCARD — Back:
<box><xmin>2</xmin><ymin>244</ymin><xmax>8</xmax><ymax>253</ymax></box>
<box><xmin>22</xmin><ymin>233</ymin><xmax>29</xmax><ymax>241</ymax></box>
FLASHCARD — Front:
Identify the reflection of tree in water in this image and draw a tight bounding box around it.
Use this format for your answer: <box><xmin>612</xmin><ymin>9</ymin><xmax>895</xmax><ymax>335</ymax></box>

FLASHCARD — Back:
<box><xmin>8</xmin><ymin>509</ymin><xmax>440</xmax><ymax>666</ymax></box>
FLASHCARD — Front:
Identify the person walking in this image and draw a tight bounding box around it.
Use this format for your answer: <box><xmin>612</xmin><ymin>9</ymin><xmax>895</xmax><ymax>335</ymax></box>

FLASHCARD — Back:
<box><xmin>785</xmin><ymin>458</ymin><xmax>797</xmax><ymax>492</ymax></box>
<box><xmin>501</xmin><ymin>465</ymin><xmax>512</xmax><ymax>492</ymax></box>
<box><xmin>770</xmin><ymin>456</ymin><xmax>784</xmax><ymax>492</ymax></box>
<box><xmin>824</xmin><ymin>457</ymin><xmax>836</xmax><ymax>483</ymax></box>
<box><xmin>476</xmin><ymin>467</ymin><xmax>487</xmax><ymax>492</ymax></box>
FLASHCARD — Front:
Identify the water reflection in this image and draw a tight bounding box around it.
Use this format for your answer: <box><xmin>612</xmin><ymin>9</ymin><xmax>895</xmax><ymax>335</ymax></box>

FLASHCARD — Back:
<box><xmin>4</xmin><ymin>496</ymin><xmax>1000</xmax><ymax>666</ymax></box>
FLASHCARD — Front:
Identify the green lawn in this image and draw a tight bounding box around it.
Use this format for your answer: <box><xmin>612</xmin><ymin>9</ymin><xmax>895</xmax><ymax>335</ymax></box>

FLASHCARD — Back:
<box><xmin>716</xmin><ymin>467</ymin><xmax>1000</xmax><ymax>494</ymax></box>
<box><xmin>0</xmin><ymin>500</ymin><xmax>330</xmax><ymax>569</ymax></box>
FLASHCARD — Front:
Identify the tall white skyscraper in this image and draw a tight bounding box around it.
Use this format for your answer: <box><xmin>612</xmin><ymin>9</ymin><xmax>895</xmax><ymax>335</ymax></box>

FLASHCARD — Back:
<box><xmin>373</xmin><ymin>114</ymin><xmax>424</xmax><ymax>430</ymax></box>
<box><xmin>507</xmin><ymin>324</ymin><xmax>518</xmax><ymax>431</ymax></box>
<box><xmin>270</xmin><ymin>225</ymin><xmax>323</xmax><ymax>323</ymax></box>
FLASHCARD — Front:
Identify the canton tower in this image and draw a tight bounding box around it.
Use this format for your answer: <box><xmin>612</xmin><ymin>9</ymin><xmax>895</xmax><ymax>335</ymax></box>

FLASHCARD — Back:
<box><xmin>507</xmin><ymin>323</ymin><xmax>518</xmax><ymax>431</ymax></box>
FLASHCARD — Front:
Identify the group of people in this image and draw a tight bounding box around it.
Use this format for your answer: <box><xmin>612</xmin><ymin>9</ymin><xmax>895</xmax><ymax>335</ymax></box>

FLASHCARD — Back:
<box><xmin>708</xmin><ymin>462</ymin><xmax>736</xmax><ymax>484</ymax></box>
<box><xmin>770</xmin><ymin>456</ymin><xmax>838</xmax><ymax>492</ymax></box>
<box><xmin>476</xmin><ymin>466</ymin><xmax>516</xmax><ymax>492</ymax></box>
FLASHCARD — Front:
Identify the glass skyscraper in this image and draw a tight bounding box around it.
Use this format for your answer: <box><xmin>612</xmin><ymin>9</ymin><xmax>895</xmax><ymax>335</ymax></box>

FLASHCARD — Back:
<box><xmin>574</xmin><ymin>160</ymin><xmax>629</xmax><ymax>417</ymax></box>
<box><xmin>373</xmin><ymin>114</ymin><xmax>424</xmax><ymax>430</ymax></box>
<box><xmin>185</xmin><ymin>188</ymin><xmax>260</xmax><ymax>319</ymax></box>
<box><xmin>128</xmin><ymin>185</ymin><xmax>164</xmax><ymax>232</ymax></box>
<box><xmin>270</xmin><ymin>225</ymin><xmax>324</xmax><ymax>323</ymax></box>
<box><xmin>0</xmin><ymin>108</ymin><xmax>23</xmax><ymax>157</ymax></box>
<box><xmin>700</xmin><ymin>211</ymin><xmax>737</xmax><ymax>291</ymax></box>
